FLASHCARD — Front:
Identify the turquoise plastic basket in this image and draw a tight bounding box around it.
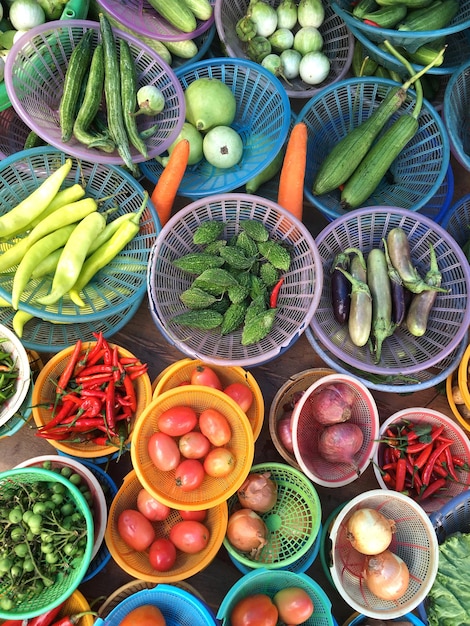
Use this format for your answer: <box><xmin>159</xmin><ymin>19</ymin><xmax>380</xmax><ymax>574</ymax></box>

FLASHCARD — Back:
<box><xmin>332</xmin><ymin>0</ymin><xmax>470</xmax><ymax>53</ymax></box>
<box><xmin>139</xmin><ymin>57</ymin><xmax>291</xmax><ymax>199</ymax></box>
<box><xmin>299</xmin><ymin>77</ymin><xmax>450</xmax><ymax>220</ymax></box>
<box><xmin>217</xmin><ymin>569</ymin><xmax>335</xmax><ymax>626</ymax></box>
<box><xmin>443</xmin><ymin>58</ymin><xmax>470</xmax><ymax>171</ymax></box>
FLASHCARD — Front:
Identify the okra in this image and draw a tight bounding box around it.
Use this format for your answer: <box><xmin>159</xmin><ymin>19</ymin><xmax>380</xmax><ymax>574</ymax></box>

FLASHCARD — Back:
<box><xmin>406</xmin><ymin>244</ymin><xmax>442</xmax><ymax>336</ymax></box>
<box><xmin>336</xmin><ymin>249</ymin><xmax>372</xmax><ymax>348</ymax></box>
<box><xmin>367</xmin><ymin>247</ymin><xmax>395</xmax><ymax>363</ymax></box>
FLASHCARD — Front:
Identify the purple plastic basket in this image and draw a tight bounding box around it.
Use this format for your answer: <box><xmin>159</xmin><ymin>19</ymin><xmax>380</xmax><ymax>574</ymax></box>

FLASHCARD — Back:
<box><xmin>4</xmin><ymin>20</ymin><xmax>185</xmax><ymax>165</ymax></box>
<box><xmin>93</xmin><ymin>0</ymin><xmax>215</xmax><ymax>41</ymax></box>
<box><xmin>0</xmin><ymin>106</ymin><xmax>33</xmax><ymax>159</ymax></box>
<box><xmin>311</xmin><ymin>206</ymin><xmax>470</xmax><ymax>376</ymax></box>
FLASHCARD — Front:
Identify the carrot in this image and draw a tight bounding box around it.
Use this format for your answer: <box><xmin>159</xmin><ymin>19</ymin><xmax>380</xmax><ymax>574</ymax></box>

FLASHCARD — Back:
<box><xmin>277</xmin><ymin>122</ymin><xmax>308</xmax><ymax>222</ymax></box>
<box><xmin>150</xmin><ymin>138</ymin><xmax>190</xmax><ymax>227</ymax></box>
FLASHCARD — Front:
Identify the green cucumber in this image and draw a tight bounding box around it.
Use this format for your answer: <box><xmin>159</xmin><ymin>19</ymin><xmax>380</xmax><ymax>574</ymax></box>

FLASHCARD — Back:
<box><xmin>398</xmin><ymin>0</ymin><xmax>459</xmax><ymax>31</ymax></box>
<box><xmin>146</xmin><ymin>0</ymin><xmax>197</xmax><ymax>33</ymax></box>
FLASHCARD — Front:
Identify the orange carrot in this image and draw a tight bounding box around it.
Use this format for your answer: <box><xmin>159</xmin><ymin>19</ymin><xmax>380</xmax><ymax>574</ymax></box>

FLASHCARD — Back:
<box><xmin>277</xmin><ymin>122</ymin><xmax>308</xmax><ymax>222</ymax></box>
<box><xmin>150</xmin><ymin>139</ymin><xmax>190</xmax><ymax>227</ymax></box>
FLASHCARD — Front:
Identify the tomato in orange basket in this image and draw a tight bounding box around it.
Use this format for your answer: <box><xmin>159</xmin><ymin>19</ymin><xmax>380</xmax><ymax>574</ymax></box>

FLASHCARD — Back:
<box><xmin>148</xmin><ymin>537</ymin><xmax>177</xmax><ymax>572</ymax></box>
<box><xmin>169</xmin><ymin>520</ymin><xmax>210</xmax><ymax>554</ymax></box>
<box><xmin>137</xmin><ymin>488</ymin><xmax>171</xmax><ymax>522</ymax></box>
<box><xmin>178</xmin><ymin>430</ymin><xmax>211</xmax><ymax>459</ymax></box>
<box><xmin>118</xmin><ymin>604</ymin><xmax>166</xmax><ymax>626</ymax></box>
<box><xmin>198</xmin><ymin>407</ymin><xmax>232</xmax><ymax>447</ymax></box>
<box><xmin>230</xmin><ymin>593</ymin><xmax>278</xmax><ymax>626</ymax></box>
<box><xmin>203</xmin><ymin>447</ymin><xmax>236</xmax><ymax>478</ymax></box>
<box><xmin>178</xmin><ymin>508</ymin><xmax>208</xmax><ymax>522</ymax></box>
<box><xmin>148</xmin><ymin>431</ymin><xmax>181</xmax><ymax>472</ymax></box>
<box><xmin>175</xmin><ymin>458</ymin><xmax>205</xmax><ymax>491</ymax></box>
<box><xmin>223</xmin><ymin>382</ymin><xmax>254</xmax><ymax>413</ymax></box>
<box><xmin>117</xmin><ymin>509</ymin><xmax>156</xmax><ymax>552</ymax></box>
<box><xmin>190</xmin><ymin>364</ymin><xmax>223</xmax><ymax>390</ymax></box>
<box><xmin>157</xmin><ymin>404</ymin><xmax>198</xmax><ymax>437</ymax></box>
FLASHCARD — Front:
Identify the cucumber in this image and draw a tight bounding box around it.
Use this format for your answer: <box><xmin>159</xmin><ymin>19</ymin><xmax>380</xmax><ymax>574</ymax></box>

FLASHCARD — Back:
<box><xmin>362</xmin><ymin>4</ymin><xmax>408</xmax><ymax>28</ymax></box>
<box><xmin>352</xmin><ymin>0</ymin><xmax>379</xmax><ymax>18</ymax></box>
<box><xmin>398</xmin><ymin>0</ymin><xmax>459</xmax><ymax>31</ymax></box>
<box><xmin>146</xmin><ymin>0</ymin><xmax>197</xmax><ymax>33</ymax></box>
<box><xmin>163</xmin><ymin>38</ymin><xmax>199</xmax><ymax>59</ymax></box>
<box><xmin>182</xmin><ymin>0</ymin><xmax>213</xmax><ymax>21</ymax></box>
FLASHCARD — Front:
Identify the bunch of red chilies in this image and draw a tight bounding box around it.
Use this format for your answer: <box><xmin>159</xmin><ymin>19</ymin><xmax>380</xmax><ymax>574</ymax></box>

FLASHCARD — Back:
<box><xmin>35</xmin><ymin>332</ymin><xmax>147</xmax><ymax>448</ymax></box>
<box><xmin>379</xmin><ymin>421</ymin><xmax>469</xmax><ymax>501</ymax></box>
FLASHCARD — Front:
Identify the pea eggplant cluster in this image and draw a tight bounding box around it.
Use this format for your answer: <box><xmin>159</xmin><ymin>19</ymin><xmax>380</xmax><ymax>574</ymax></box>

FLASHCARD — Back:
<box><xmin>331</xmin><ymin>226</ymin><xmax>447</xmax><ymax>363</ymax></box>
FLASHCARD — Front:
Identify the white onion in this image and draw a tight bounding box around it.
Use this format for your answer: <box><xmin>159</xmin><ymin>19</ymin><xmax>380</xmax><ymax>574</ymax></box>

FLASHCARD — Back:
<box><xmin>363</xmin><ymin>549</ymin><xmax>410</xmax><ymax>601</ymax></box>
<box><xmin>346</xmin><ymin>508</ymin><xmax>396</xmax><ymax>555</ymax></box>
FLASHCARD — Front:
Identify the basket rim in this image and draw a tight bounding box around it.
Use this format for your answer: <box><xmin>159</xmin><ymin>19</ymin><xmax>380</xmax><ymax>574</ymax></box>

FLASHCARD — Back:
<box><xmin>429</xmin><ymin>488</ymin><xmax>470</xmax><ymax>527</ymax></box>
<box><xmin>0</xmin><ymin>322</ymin><xmax>31</xmax><ymax>428</ymax></box>
<box><xmin>4</xmin><ymin>20</ymin><xmax>185</xmax><ymax>165</ymax></box>
<box><xmin>311</xmin><ymin>207</ymin><xmax>470</xmax><ymax>375</ymax></box>
<box><xmin>445</xmin><ymin>370</ymin><xmax>470</xmax><ymax>433</ymax></box>
<box><xmin>440</xmin><ymin>191</ymin><xmax>470</xmax><ymax>231</ymax></box>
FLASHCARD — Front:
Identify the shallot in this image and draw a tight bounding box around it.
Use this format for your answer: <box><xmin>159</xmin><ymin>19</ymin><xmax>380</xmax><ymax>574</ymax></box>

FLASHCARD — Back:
<box><xmin>317</xmin><ymin>422</ymin><xmax>364</xmax><ymax>473</ymax></box>
<box><xmin>362</xmin><ymin>549</ymin><xmax>410</xmax><ymax>601</ymax></box>
<box><xmin>277</xmin><ymin>411</ymin><xmax>294</xmax><ymax>454</ymax></box>
<box><xmin>226</xmin><ymin>508</ymin><xmax>268</xmax><ymax>558</ymax></box>
<box><xmin>237</xmin><ymin>472</ymin><xmax>278</xmax><ymax>514</ymax></box>
<box><xmin>346</xmin><ymin>508</ymin><xmax>396</xmax><ymax>555</ymax></box>
<box><xmin>309</xmin><ymin>383</ymin><xmax>355</xmax><ymax>425</ymax></box>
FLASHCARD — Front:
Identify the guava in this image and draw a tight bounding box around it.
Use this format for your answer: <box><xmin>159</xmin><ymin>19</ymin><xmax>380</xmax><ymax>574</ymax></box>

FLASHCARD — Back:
<box><xmin>203</xmin><ymin>126</ymin><xmax>243</xmax><ymax>169</ymax></box>
<box><xmin>161</xmin><ymin>122</ymin><xmax>204</xmax><ymax>167</ymax></box>
<box><xmin>184</xmin><ymin>78</ymin><xmax>237</xmax><ymax>132</ymax></box>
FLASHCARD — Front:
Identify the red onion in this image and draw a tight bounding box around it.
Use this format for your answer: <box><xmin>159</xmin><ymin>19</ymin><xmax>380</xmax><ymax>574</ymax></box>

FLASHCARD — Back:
<box><xmin>317</xmin><ymin>422</ymin><xmax>364</xmax><ymax>473</ymax></box>
<box><xmin>238</xmin><ymin>472</ymin><xmax>278</xmax><ymax>513</ymax></box>
<box><xmin>226</xmin><ymin>508</ymin><xmax>268</xmax><ymax>558</ymax></box>
<box><xmin>362</xmin><ymin>549</ymin><xmax>410</xmax><ymax>601</ymax></box>
<box><xmin>309</xmin><ymin>383</ymin><xmax>355</xmax><ymax>425</ymax></box>
<box><xmin>346</xmin><ymin>508</ymin><xmax>396</xmax><ymax>555</ymax></box>
<box><xmin>277</xmin><ymin>411</ymin><xmax>294</xmax><ymax>454</ymax></box>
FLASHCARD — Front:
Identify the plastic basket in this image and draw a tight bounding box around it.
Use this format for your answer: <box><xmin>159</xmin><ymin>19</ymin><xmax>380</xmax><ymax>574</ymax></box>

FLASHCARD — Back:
<box><xmin>131</xmin><ymin>386</ymin><xmax>255</xmax><ymax>510</ymax></box>
<box><xmin>217</xmin><ymin>568</ymin><xmax>335</xmax><ymax>626</ymax></box>
<box><xmin>332</xmin><ymin>0</ymin><xmax>470</xmax><ymax>53</ymax></box>
<box><xmin>0</xmin><ymin>467</ymin><xmax>94</xmax><ymax>621</ymax></box>
<box><xmin>105</xmin><ymin>469</ymin><xmax>228</xmax><ymax>583</ymax></box>
<box><xmin>94</xmin><ymin>585</ymin><xmax>218</xmax><ymax>626</ymax></box>
<box><xmin>223</xmin><ymin>462</ymin><xmax>322</xmax><ymax>571</ymax></box>
<box><xmin>373</xmin><ymin>408</ymin><xmax>470</xmax><ymax>514</ymax></box>
<box><xmin>457</xmin><ymin>340</ymin><xmax>470</xmax><ymax>414</ymax></box>
<box><xmin>0</xmin><ymin>106</ymin><xmax>35</xmax><ymax>159</ymax></box>
<box><xmin>299</xmin><ymin>77</ymin><xmax>449</xmax><ymax>220</ymax></box>
<box><xmin>5</xmin><ymin>20</ymin><xmax>185</xmax><ymax>165</ymax></box>
<box><xmin>139</xmin><ymin>58</ymin><xmax>291</xmax><ymax>199</ymax></box>
<box><xmin>329</xmin><ymin>489</ymin><xmax>439</xmax><ymax>620</ymax></box>
<box><xmin>0</xmin><ymin>379</ymin><xmax>33</xmax><ymax>439</ymax></box>
<box><xmin>442</xmin><ymin>192</ymin><xmax>470</xmax><ymax>244</ymax></box>
<box><xmin>147</xmin><ymin>193</ymin><xmax>323</xmax><ymax>368</ymax></box>
<box><xmin>31</xmin><ymin>340</ymin><xmax>152</xmax><ymax>458</ymax></box>
<box><xmin>311</xmin><ymin>207</ymin><xmax>470</xmax><ymax>376</ymax></box>
<box><xmin>420</xmin><ymin>163</ymin><xmax>454</xmax><ymax>224</ymax></box>
<box><xmin>92</xmin><ymin>0</ymin><xmax>215</xmax><ymax>41</ymax></box>
<box><xmin>291</xmin><ymin>373</ymin><xmax>380</xmax><ymax>488</ymax></box>
<box><xmin>320</xmin><ymin>502</ymin><xmax>347</xmax><ymax>591</ymax></box>
<box><xmin>446</xmin><ymin>366</ymin><xmax>470</xmax><ymax>434</ymax></box>
<box><xmin>214</xmin><ymin>0</ymin><xmax>354</xmax><ymax>99</ymax></box>
<box><xmin>344</xmin><ymin>611</ymin><xmax>425</xmax><ymax>626</ymax></box>
<box><xmin>0</xmin><ymin>323</ymin><xmax>31</xmax><ymax>429</ymax></box>
<box><xmin>268</xmin><ymin>368</ymin><xmax>336</xmax><ymax>469</ymax></box>
<box><xmin>59</xmin><ymin>590</ymin><xmax>95</xmax><ymax>626</ymax></box>
<box><xmin>443</xmin><ymin>58</ymin><xmax>470</xmax><ymax>171</ymax></box>
<box><xmin>306</xmin><ymin>327</ymin><xmax>468</xmax><ymax>395</ymax></box>
<box><xmin>152</xmin><ymin>358</ymin><xmax>264</xmax><ymax>441</ymax></box>
<box><xmin>0</xmin><ymin>148</ymin><xmax>159</xmax><ymax>327</ymax></box>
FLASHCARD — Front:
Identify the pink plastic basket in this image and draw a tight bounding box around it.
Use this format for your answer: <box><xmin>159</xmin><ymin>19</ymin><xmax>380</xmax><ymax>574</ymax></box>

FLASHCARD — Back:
<box><xmin>0</xmin><ymin>107</ymin><xmax>33</xmax><ymax>159</ymax></box>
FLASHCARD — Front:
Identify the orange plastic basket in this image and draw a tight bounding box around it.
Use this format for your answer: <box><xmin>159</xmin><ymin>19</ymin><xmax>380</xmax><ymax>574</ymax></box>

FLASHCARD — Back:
<box><xmin>105</xmin><ymin>469</ymin><xmax>228</xmax><ymax>582</ymax></box>
<box><xmin>31</xmin><ymin>341</ymin><xmax>152</xmax><ymax>458</ymax></box>
<box><xmin>131</xmin><ymin>385</ymin><xmax>255</xmax><ymax>510</ymax></box>
<box><xmin>152</xmin><ymin>358</ymin><xmax>264</xmax><ymax>441</ymax></box>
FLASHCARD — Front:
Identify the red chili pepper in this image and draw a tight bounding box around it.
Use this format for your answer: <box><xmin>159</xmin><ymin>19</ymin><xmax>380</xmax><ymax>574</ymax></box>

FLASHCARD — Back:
<box><xmin>49</xmin><ymin>611</ymin><xmax>97</xmax><ymax>626</ymax></box>
<box><xmin>56</xmin><ymin>340</ymin><xmax>82</xmax><ymax>395</ymax></box>
<box><xmin>394</xmin><ymin>457</ymin><xmax>407</xmax><ymax>492</ymax></box>
<box><xmin>85</xmin><ymin>332</ymin><xmax>105</xmax><ymax>366</ymax></box>
<box><xmin>363</xmin><ymin>18</ymin><xmax>380</xmax><ymax>26</ymax></box>
<box><xmin>74</xmin><ymin>364</ymin><xmax>113</xmax><ymax>378</ymax></box>
<box><xmin>451</xmin><ymin>456</ymin><xmax>469</xmax><ymax>469</ymax></box>
<box><xmin>382</xmin><ymin>472</ymin><xmax>393</xmax><ymax>484</ymax></box>
<box><xmin>93</xmin><ymin>435</ymin><xmax>112</xmax><ymax>446</ymax></box>
<box><xmin>405</xmin><ymin>457</ymin><xmax>423</xmax><ymax>492</ymax></box>
<box><xmin>413</xmin><ymin>443</ymin><xmax>434</xmax><ymax>470</ymax></box>
<box><xmin>28</xmin><ymin>602</ymin><xmax>67</xmax><ymax>626</ymax></box>
<box><xmin>36</xmin><ymin>398</ymin><xmax>77</xmax><ymax>434</ymax></box>
<box><xmin>79</xmin><ymin>388</ymin><xmax>107</xmax><ymax>399</ymax></box>
<box><xmin>443</xmin><ymin>446</ymin><xmax>459</xmax><ymax>481</ymax></box>
<box><xmin>420</xmin><ymin>477</ymin><xmax>447</xmax><ymax>501</ymax></box>
<box><xmin>75</xmin><ymin>372</ymin><xmax>114</xmax><ymax>385</ymax></box>
<box><xmin>128</xmin><ymin>367</ymin><xmax>148</xmax><ymax>381</ymax></box>
<box><xmin>122</xmin><ymin>373</ymin><xmax>137</xmax><ymax>412</ymax></box>
<box><xmin>269</xmin><ymin>276</ymin><xmax>284</xmax><ymax>308</ymax></box>
<box><xmin>406</xmin><ymin>440</ymin><xmax>432</xmax><ymax>454</ymax></box>
<box><xmin>102</xmin><ymin>336</ymin><xmax>113</xmax><ymax>366</ymax></box>
<box><xmin>0</xmin><ymin>620</ymin><xmax>28</xmax><ymax>626</ymax></box>
<box><xmin>421</xmin><ymin>441</ymin><xmax>453</xmax><ymax>486</ymax></box>
<box><xmin>105</xmin><ymin>378</ymin><xmax>116</xmax><ymax>430</ymax></box>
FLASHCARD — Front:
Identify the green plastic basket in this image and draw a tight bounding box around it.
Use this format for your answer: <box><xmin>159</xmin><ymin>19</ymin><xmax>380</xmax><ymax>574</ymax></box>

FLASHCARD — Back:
<box><xmin>223</xmin><ymin>462</ymin><xmax>321</xmax><ymax>571</ymax></box>
<box><xmin>0</xmin><ymin>467</ymin><xmax>94</xmax><ymax>620</ymax></box>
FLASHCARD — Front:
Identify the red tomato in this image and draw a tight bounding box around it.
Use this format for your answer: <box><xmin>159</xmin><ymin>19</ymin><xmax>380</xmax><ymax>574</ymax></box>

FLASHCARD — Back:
<box><xmin>223</xmin><ymin>382</ymin><xmax>254</xmax><ymax>413</ymax></box>
<box><xmin>148</xmin><ymin>537</ymin><xmax>177</xmax><ymax>572</ymax></box>
<box><xmin>118</xmin><ymin>604</ymin><xmax>166</xmax><ymax>626</ymax></box>
<box><xmin>148</xmin><ymin>431</ymin><xmax>180</xmax><ymax>472</ymax></box>
<box><xmin>136</xmin><ymin>488</ymin><xmax>171</xmax><ymax>522</ymax></box>
<box><xmin>157</xmin><ymin>405</ymin><xmax>198</xmax><ymax>437</ymax></box>
<box><xmin>169</xmin><ymin>520</ymin><xmax>210</xmax><ymax>554</ymax></box>
<box><xmin>230</xmin><ymin>593</ymin><xmax>278</xmax><ymax>626</ymax></box>
<box><xmin>178</xmin><ymin>509</ymin><xmax>208</xmax><ymax>522</ymax></box>
<box><xmin>190</xmin><ymin>365</ymin><xmax>223</xmax><ymax>390</ymax></box>
<box><xmin>203</xmin><ymin>447</ymin><xmax>236</xmax><ymax>478</ymax></box>
<box><xmin>178</xmin><ymin>431</ymin><xmax>211</xmax><ymax>459</ymax></box>
<box><xmin>273</xmin><ymin>587</ymin><xmax>314</xmax><ymax>625</ymax></box>
<box><xmin>175</xmin><ymin>458</ymin><xmax>205</xmax><ymax>491</ymax></box>
<box><xmin>198</xmin><ymin>408</ymin><xmax>232</xmax><ymax>447</ymax></box>
<box><xmin>117</xmin><ymin>509</ymin><xmax>156</xmax><ymax>552</ymax></box>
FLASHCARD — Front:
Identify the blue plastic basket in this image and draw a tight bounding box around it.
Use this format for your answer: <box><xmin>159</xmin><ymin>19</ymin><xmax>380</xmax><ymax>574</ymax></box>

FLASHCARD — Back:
<box><xmin>299</xmin><ymin>77</ymin><xmax>450</xmax><ymax>221</ymax></box>
<box><xmin>217</xmin><ymin>569</ymin><xmax>335</xmax><ymax>626</ymax></box>
<box><xmin>139</xmin><ymin>57</ymin><xmax>291</xmax><ymax>199</ymax></box>
<box><xmin>441</xmin><ymin>192</ymin><xmax>470</xmax><ymax>246</ymax></box>
<box><xmin>94</xmin><ymin>585</ymin><xmax>218</xmax><ymax>626</ymax></box>
<box><xmin>332</xmin><ymin>0</ymin><xmax>470</xmax><ymax>53</ymax></box>
<box><xmin>443</xmin><ymin>58</ymin><xmax>470</xmax><ymax>171</ymax></box>
<box><xmin>347</xmin><ymin>612</ymin><xmax>425</xmax><ymax>626</ymax></box>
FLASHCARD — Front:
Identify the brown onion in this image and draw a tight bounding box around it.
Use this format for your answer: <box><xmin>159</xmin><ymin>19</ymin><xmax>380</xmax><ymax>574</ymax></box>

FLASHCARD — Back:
<box><xmin>346</xmin><ymin>508</ymin><xmax>396</xmax><ymax>555</ymax></box>
<box><xmin>362</xmin><ymin>549</ymin><xmax>410</xmax><ymax>601</ymax></box>
<box><xmin>237</xmin><ymin>472</ymin><xmax>278</xmax><ymax>513</ymax></box>
<box><xmin>226</xmin><ymin>508</ymin><xmax>268</xmax><ymax>558</ymax></box>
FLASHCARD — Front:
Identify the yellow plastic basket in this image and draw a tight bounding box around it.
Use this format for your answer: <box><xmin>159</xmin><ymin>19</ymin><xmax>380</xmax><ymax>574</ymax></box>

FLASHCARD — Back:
<box><xmin>446</xmin><ymin>368</ymin><xmax>470</xmax><ymax>433</ymax></box>
<box><xmin>152</xmin><ymin>358</ymin><xmax>264</xmax><ymax>441</ymax></box>
<box><xmin>105</xmin><ymin>469</ymin><xmax>228</xmax><ymax>582</ymax></box>
<box><xmin>60</xmin><ymin>590</ymin><xmax>95</xmax><ymax>626</ymax></box>
<box><xmin>457</xmin><ymin>342</ymin><xmax>470</xmax><ymax>409</ymax></box>
<box><xmin>31</xmin><ymin>341</ymin><xmax>152</xmax><ymax>458</ymax></box>
<box><xmin>131</xmin><ymin>385</ymin><xmax>255</xmax><ymax>510</ymax></box>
